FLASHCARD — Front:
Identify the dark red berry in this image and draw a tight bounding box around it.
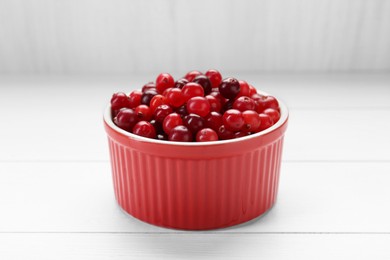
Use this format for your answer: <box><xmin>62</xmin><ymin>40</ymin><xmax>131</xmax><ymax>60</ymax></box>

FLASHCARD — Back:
<box><xmin>193</xmin><ymin>75</ymin><xmax>212</xmax><ymax>95</ymax></box>
<box><xmin>153</xmin><ymin>104</ymin><xmax>173</xmax><ymax>122</ymax></box>
<box><xmin>183</xmin><ymin>113</ymin><xmax>205</xmax><ymax>134</ymax></box>
<box><xmin>258</xmin><ymin>113</ymin><xmax>273</xmax><ymax>131</ymax></box>
<box><xmin>135</xmin><ymin>104</ymin><xmax>152</xmax><ymax>121</ymax></box>
<box><xmin>174</xmin><ymin>78</ymin><xmax>189</xmax><ymax>89</ymax></box>
<box><xmin>217</xmin><ymin>125</ymin><xmax>235</xmax><ymax>140</ymax></box>
<box><xmin>263</xmin><ymin>108</ymin><xmax>280</xmax><ymax>123</ymax></box>
<box><xmin>113</xmin><ymin>108</ymin><xmax>138</xmax><ymax>132</ymax></box>
<box><xmin>186</xmin><ymin>96</ymin><xmax>211</xmax><ymax>117</ymax></box>
<box><xmin>205</xmin><ymin>69</ymin><xmax>222</xmax><ymax>89</ymax></box>
<box><xmin>242</xmin><ymin>110</ymin><xmax>261</xmax><ymax>132</ymax></box>
<box><xmin>182</xmin><ymin>82</ymin><xmax>204</xmax><ymax>101</ymax></box>
<box><xmin>111</xmin><ymin>92</ymin><xmax>131</xmax><ymax>110</ymax></box>
<box><xmin>209</xmin><ymin>91</ymin><xmax>227</xmax><ymax>106</ymax></box>
<box><xmin>142</xmin><ymin>82</ymin><xmax>156</xmax><ymax>93</ymax></box>
<box><xmin>141</xmin><ymin>90</ymin><xmax>158</xmax><ymax>106</ymax></box>
<box><xmin>184</xmin><ymin>70</ymin><xmax>202</xmax><ymax>82</ymax></box>
<box><xmin>169</xmin><ymin>125</ymin><xmax>192</xmax><ymax>142</ymax></box>
<box><xmin>219</xmin><ymin>78</ymin><xmax>240</xmax><ymax>99</ymax></box>
<box><xmin>233</xmin><ymin>96</ymin><xmax>256</xmax><ymax>112</ymax></box>
<box><xmin>128</xmin><ymin>90</ymin><xmax>142</xmax><ymax>108</ymax></box>
<box><xmin>163</xmin><ymin>113</ymin><xmax>183</xmax><ymax>135</ymax></box>
<box><xmin>205</xmin><ymin>112</ymin><xmax>223</xmax><ymax>132</ymax></box>
<box><xmin>156</xmin><ymin>73</ymin><xmax>175</xmax><ymax>94</ymax></box>
<box><xmin>196</xmin><ymin>128</ymin><xmax>218</xmax><ymax>142</ymax></box>
<box><xmin>221</xmin><ymin>99</ymin><xmax>234</xmax><ymax>113</ymax></box>
<box><xmin>222</xmin><ymin>109</ymin><xmax>245</xmax><ymax>132</ymax></box>
<box><xmin>165</xmin><ymin>88</ymin><xmax>185</xmax><ymax>108</ymax></box>
<box><xmin>150</xmin><ymin>119</ymin><xmax>163</xmax><ymax>134</ymax></box>
<box><xmin>205</xmin><ymin>95</ymin><xmax>222</xmax><ymax>112</ymax></box>
<box><xmin>175</xmin><ymin>105</ymin><xmax>188</xmax><ymax>118</ymax></box>
<box><xmin>132</xmin><ymin>121</ymin><xmax>156</xmax><ymax>139</ymax></box>
<box><xmin>235</xmin><ymin>131</ymin><xmax>251</xmax><ymax>139</ymax></box>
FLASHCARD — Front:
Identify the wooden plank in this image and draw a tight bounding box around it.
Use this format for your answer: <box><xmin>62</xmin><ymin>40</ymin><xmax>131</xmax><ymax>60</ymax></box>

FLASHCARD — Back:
<box><xmin>0</xmin><ymin>233</ymin><xmax>389</xmax><ymax>260</ymax></box>
<box><xmin>1</xmin><ymin>162</ymin><xmax>390</xmax><ymax>233</ymax></box>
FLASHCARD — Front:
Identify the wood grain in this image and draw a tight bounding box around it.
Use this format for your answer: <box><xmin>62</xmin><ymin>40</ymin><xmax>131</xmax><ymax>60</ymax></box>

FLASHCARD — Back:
<box><xmin>0</xmin><ymin>0</ymin><xmax>389</xmax><ymax>74</ymax></box>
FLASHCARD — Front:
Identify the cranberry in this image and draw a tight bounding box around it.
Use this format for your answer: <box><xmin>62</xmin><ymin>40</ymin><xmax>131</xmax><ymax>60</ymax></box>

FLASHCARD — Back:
<box><xmin>184</xmin><ymin>70</ymin><xmax>202</xmax><ymax>82</ymax></box>
<box><xmin>156</xmin><ymin>73</ymin><xmax>175</xmax><ymax>94</ymax></box>
<box><xmin>251</xmin><ymin>93</ymin><xmax>267</xmax><ymax>113</ymax></box>
<box><xmin>233</xmin><ymin>96</ymin><xmax>256</xmax><ymax>112</ymax></box>
<box><xmin>183</xmin><ymin>113</ymin><xmax>205</xmax><ymax>134</ymax></box>
<box><xmin>248</xmin><ymin>85</ymin><xmax>257</xmax><ymax>96</ymax></box>
<box><xmin>128</xmin><ymin>90</ymin><xmax>142</xmax><ymax>108</ymax></box>
<box><xmin>205</xmin><ymin>112</ymin><xmax>223</xmax><ymax>132</ymax></box>
<box><xmin>135</xmin><ymin>104</ymin><xmax>152</xmax><ymax>121</ymax></box>
<box><xmin>165</xmin><ymin>88</ymin><xmax>185</xmax><ymax>108</ymax></box>
<box><xmin>132</xmin><ymin>121</ymin><xmax>156</xmax><ymax>139</ymax></box>
<box><xmin>263</xmin><ymin>108</ymin><xmax>280</xmax><ymax>123</ymax></box>
<box><xmin>111</xmin><ymin>92</ymin><xmax>131</xmax><ymax>110</ymax></box>
<box><xmin>150</xmin><ymin>119</ymin><xmax>163</xmax><ymax>134</ymax></box>
<box><xmin>205</xmin><ymin>95</ymin><xmax>222</xmax><ymax>112</ymax></box>
<box><xmin>235</xmin><ymin>131</ymin><xmax>251</xmax><ymax>138</ymax></box>
<box><xmin>153</xmin><ymin>104</ymin><xmax>173</xmax><ymax>123</ymax></box>
<box><xmin>205</xmin><ymin>69</ymin><xmax>222</xmax><ymax>89</ymax></box>
<box><xmin>217</xmin><ymin>125</ymin><xmax>235</xmax><ymax>140</ymax></box>
<box><xmin>169</xmin><ymin>125</ymin><xmax>192</xmax><ymax>142</ymax></box>
<box><xmin>142</xmin><ymin>82</ymin><xmax>156</xmax><ymax>93</ymax></box>
<box><xmin>174</xmin><ymin>78</ymin><xmax>189</xmax><ymax>89</ymax></box>
<box><xmin>113</xmin><ymin>108</ymin><xmax>138</xmax><ymax>132</ymax></box>
<box><xmin>263</xmin><ymin>96</ymin><xmax>279</xmax><ymax>110</ymax></box>
<box><xmin>186</xmin><ymin>96</ymin><xmax>211</xmax><ymax>117</ymax></box>
<box><xmin>175</xmin><ymin>105</ymin><xmax>188</xmax><ymax>118</ymax></box>
<box><xmin>258</xmin><ymin>113</ymin><xmax>273</xmax><ymax>131</ymax></box>
<box><xmin>221</xmin><ymin>99</ymin><xmax>234</xmax><ymax>113</ymax></box>
<box><xmin>141</xmin><ymin>90</ymin><xmax>158</xmax><ymax>106</ymax></box>
<box><xmin>242</xmin><ymin>110</ymin><xmax>261</xmax><ymax>132</ymax></box>
<box><xmin>237</xmin><ymin>80</ymin><xmax>250</xmax><ymax>97</ymax></box>
<box><xmin>222</xmin><ymin>109</ymin><xmax>244</xmax><ymax>132</ymax></box>
<box><xmin>149</xmin><ymin>94</ymin><xmax>167</xmax><ymax>113</ymax></box>
<box><xmin>193</xmin><ymin>75</ymin><xmax>212</xmax><ymax>95</ymax></box>
<box><xmin>182</xmin><ymin>82</ymin><xmax>204</xmax><ymax>101</ymax></box>
<box><xmin>219</xmin><ymin>78</ymin><xmax>240</xmax><ymax>99</ymax></box>
<box><xmin>196</xmin><ymin>128</ymin><xmax>218</xmax><ymax>142</ymax></box>
<box><xmin>163</xmin><ymin>113</ymin><xmax>183</xmax><ymax>135</ymax></box>
<box><xmin>209</xmin><ymin>91</ymin><xmax>227</xmax><ymax>107</ymax></box>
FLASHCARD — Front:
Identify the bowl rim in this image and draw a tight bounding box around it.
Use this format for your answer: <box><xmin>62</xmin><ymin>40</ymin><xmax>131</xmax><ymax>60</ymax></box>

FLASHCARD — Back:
<box><xmin>104</xmin><ymin>93</ymin><xmax>288</xmax><ymax>147</ymax></box>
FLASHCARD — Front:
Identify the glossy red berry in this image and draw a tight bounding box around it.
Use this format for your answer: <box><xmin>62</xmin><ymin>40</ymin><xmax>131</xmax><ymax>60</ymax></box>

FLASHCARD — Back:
<box><xmin>186</xmin><ymin>96</ymin><xmax>211</xmax><ymax>117</ymax></box>
<box><xmin>175</xmin><ymin>105</ymin><xmax>188</xmax><ymax>118</ymax></box>
<box><xmin>217</xmin><ymin>125</ymin><xmax>235</xmax><ymax>140</ymax></box>
<box><xmin>222</xmin><ymin>109</ymin><xmax>245</xmax><ymax>131</ymax></box>
<box><xmin>193</xmin><ymin>75</ymin><xmax>212</xmax><ymax>95</ymax></box>
<box><xmin>153</xmin><ymin>104</ymin><xmax>173</xmax><ymax>122</ymax></box>
<box><xmin>156</xmin><ymin>73</ymin><xmax>175</xmax><ymax>94</ymax></box>
<box><xmin>248</xmin><ymin>85</ymin><xmax>257</xmax><ymax>96</ymax></box>
<box><xmin>165</xmin><ymin>88</ymin><xmax>185</xmax><ymax>108</ymax></box>
<box><xmin>111</xmin><ymin>92</ymin><xmax>131</xmax><ymax>110</ymax></box>
<box><xmin>149</xmin><ymin>94</ymin><xmax>167</xmax><ymax>113</ymax></box>
<box><xmin>183</xmin><ymin>113</ymin><xmax>205</xmax><ymax>134</ymax></box>
<box><xmin>242</xmin><ymin>110</ymin><xmax>261</xmax><ymax>132</ymax></box>
<box><xmin>135</xmin><ymin>104</ymin><xmax>152</xmax><ymax>121</ymax></box>
<box><xmin>163</xmin><ymin>113</ymin><xmax>183</xmax><ymax>135</ymax></box>
<box><xmin>150</xmin><ymin>119</ymin><xmax>163</xmax><ymax>135</ymax></box>
<box><xmin>263</xmin><ymin>108</ymin><xmax>280</xmax><ymax>123</ymax></box>
<box><xmin>205</xmin><ymin>69</ymin><xmax>222</xmax><ymax>89</ymax></box>
<box><xmin>233</xmin><ymin>96</ymin><xmax>256</xmax><ymax>112</ymax></box>
<box><xmin>258</xmin><ymin>113</ymin><xmax>274</xmax><ymax>131</ymax></box>
<box><xmin>141</xmin><ymin>90</ymin><xmax>158</xmax><ymax>106</ymax></box>
<box><xmin>263</xmin><ymin>96</ymin><xmax>279</xmax><ymax>110</ymax></box>
<box><xmin>219</xmin><ymin>78</ymin><xmax>240</xmax><ymax>99</ymax></box>
<box><xmin>169</xmin><ymin>125</ymin><xmax>192</xmax><ymax>142</ymax></box>
<box><xmin>128</xmin><ymin>90</ymin><xmax>142</xmax><ymax>108</ymax></box>
<box><xmin>184</xmin><ymin>70</ymin><xmax>202</xmax><ymax>82</ymax></box>
<box><xmin>205</xmin><ymin>112</ymin><xmax>223</xmax><ymax>132</ymax></box>
<box><xmin>209</xmin><ymin>91</ymin><xmax>227</xmax><ymax>107</ymax></box>
<box><xmin>237</xmin><ymin>80</ymin><xmax>250</xmax><ymax>97</ymax></box>
<box><xmin>113</xmin><ymin>108</ymin><xmax>138</xmax><ymax>132</ymax></box>
<box><xmin>205</xmin><ymin>95</ymin><xmax>222</xmax><ymax>112</ymax></box>
<box><xmin>182</xmin><ymin>82</ymin><xmax>204</xmax><ymax>101</ymax></box>
<box><xmin>251</xmin><ymin>93</ymin><xmax>268</xmax><ymax>113</ymax></box>
<box><xmin>132</xmin><ymin>121</ymin><xmax>156</xmax><ymax>139</ymax></box>
<box><xmin>174</xmin><ymin>78</ymin><xmax>189</xmax><ymax>89</ymax></box>
<box><xmin>196</xmin><ymin>128</ymin><xmax>218</xmax><ymax>142</ymax></box>
<box><xmin>142</xmin><ymin>82</ymin><xmax>156</xmax><ymax>93</ymax></box>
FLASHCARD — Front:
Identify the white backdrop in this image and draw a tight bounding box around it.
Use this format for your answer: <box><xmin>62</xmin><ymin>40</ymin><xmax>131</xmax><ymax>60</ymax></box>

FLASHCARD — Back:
<box><xmin>0</xmin><ymin>0</ymin><xmax>389</xmax><ymax>74</ymax></box>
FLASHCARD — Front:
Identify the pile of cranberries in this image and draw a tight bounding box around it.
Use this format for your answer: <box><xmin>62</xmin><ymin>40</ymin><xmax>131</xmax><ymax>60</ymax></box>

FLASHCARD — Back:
<box><xmin>110</xmin><ymin>70</ymin><xmax>280</xmax><ymax>142</ymax></box>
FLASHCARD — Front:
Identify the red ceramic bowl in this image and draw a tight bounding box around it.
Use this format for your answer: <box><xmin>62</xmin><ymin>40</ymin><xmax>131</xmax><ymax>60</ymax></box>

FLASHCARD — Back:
<box><xmin>103</xmin><ymin>97</ymin><xmax>288</xmax><ymax>230</ymax></box>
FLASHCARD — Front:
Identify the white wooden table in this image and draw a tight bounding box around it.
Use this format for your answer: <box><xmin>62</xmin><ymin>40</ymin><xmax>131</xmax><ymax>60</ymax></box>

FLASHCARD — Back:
<box><xmin>1</xmin><ymin>73</ymin><xmax>390</xmax><ymax>259</ymax></box>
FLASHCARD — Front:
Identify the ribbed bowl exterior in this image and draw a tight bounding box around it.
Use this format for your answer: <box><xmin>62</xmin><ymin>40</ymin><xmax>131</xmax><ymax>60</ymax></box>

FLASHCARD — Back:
<box><xmin>104</xmin><ymin>106</ymin><xmax>288</xmax><ymax>230</ymax></box>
